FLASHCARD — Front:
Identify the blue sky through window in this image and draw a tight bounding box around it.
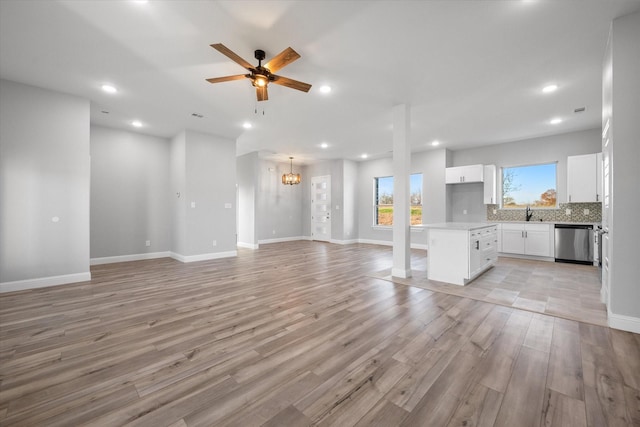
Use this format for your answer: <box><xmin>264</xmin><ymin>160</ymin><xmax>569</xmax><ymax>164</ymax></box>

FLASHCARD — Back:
<box><xmin>376</xmin><ymin>174</ymin><xmax>422</xmax><ymax>203</ymax></box>
<box><xmin>503</xmin><ymin>163</ymin><xmax>556</xmax><ymax>206</ymax></box>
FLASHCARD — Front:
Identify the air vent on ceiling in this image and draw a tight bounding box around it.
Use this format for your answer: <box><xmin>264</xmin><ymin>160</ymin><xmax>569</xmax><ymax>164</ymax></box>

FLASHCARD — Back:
<box><xmin>191</xmin><ymin>113</ymin><xmax>204</xmax><ymax>118</ymax></box>
<box><xmin>574</xmin><ymin>107</ymin><xmax>586</xmax><ymax>113</ymax></box>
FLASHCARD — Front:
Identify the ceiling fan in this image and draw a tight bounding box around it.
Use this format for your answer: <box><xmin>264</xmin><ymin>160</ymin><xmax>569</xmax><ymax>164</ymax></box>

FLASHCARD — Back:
<box><xmin>206</xmin><ymin>43</ymin><xmax>312</xmax><ymax>102</ymax></box>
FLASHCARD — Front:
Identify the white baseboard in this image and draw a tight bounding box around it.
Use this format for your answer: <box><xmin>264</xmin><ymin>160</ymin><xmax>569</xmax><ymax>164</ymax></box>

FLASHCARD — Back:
<box><xmin>90</xmin><ymin>251</ymin><xmax>171</xmax><ymax>265</ymax></box>
<box><xmin>391</xmin><ymin>268</ymin><xmax>412</xmax><ymax>278</ymax></box>
<box><xmin>258</xmin><ymin>236</ymin><xmax>307</xmax><ymax>245</ymax></box>
<box><xmin>357</xmin><ymin>238</ymin><xmax>427</xmax><ymax>250</ymax></box>
<box><xmin>330</xmin><ymin>239</ymin><xmax>358</xmax><ymax>245</ymax></box>
<box><xmin>237</xmin><ymin>242</ymin><xmax>259</xmax><ymax>250</ymax></box>
<box><xmin>498</xmin><ymin>253</ymin><xmax>555</xmax><ymax>262</ymax></box>
<box><xmin>608</xmin><ymin>312</ymin><xmax>640</xmax><ymax>334</ymax></box>
<box><xmin>0</xmin><ymin>272</ymin><xmax>92</xmax><ymax>293</ymax></box>
<box><xmin>600</xmin><ymin>285</ymin><xmax>609</xmax><ymax>305</ymax></box>
<box><xmin>170</xmin><ymin>251</ymin><xmax>237</xmax><ymax>263</ymax></box>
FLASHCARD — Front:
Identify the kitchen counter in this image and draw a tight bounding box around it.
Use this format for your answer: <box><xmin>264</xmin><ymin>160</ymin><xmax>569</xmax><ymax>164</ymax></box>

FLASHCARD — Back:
<box><xmin>426</xmin><ymin>223</ymin><xmax>498</xmax><ymax>285</ymax></box>
<box><xmin>421</xmin><ymin>222</ymin><xmax>497</xmax><ymax>231</ymax></box>
<box><xmin>494</xmin><ymin>221</ymin><xmax>600</xmax><ymax>225</ymax></box>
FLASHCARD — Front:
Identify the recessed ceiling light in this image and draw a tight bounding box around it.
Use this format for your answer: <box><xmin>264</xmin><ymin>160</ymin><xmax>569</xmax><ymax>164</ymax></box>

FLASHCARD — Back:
<box><xmin>431</xmin><ymin>140</ymin><xmax>440</xmax><ymax>146</ymax></box>
<box><xmin>320</xmin><ymin>142</ymin><xmax>328</xmax><ymax>149</ymax></box>
<box><xmin>319</xmin><ymin>85</ymin><xmax>332</xmax><ymax>94</ymax></box>
<box><xmin>131</xmin><ymin>120</ymin><xmax>143</xmax><ymax>128</ymax></box>
<box><xmin>542</xmin><ymin>84</ymin><xmax>558</xmax><ymax>93</ymax></box>
<box><xmin>361</xmin><ymin>154</ymin><xmax>368</xmax><ymax>159</ymax></box>
<box><xmin>242</xmin><ymin>122</ymin><xmax>252</xmax><ymax>129</ymax></box>
<box><xmin>101</xmin><ymin>84</ymin><xmax>117</xmax><ymax>94</ymax></box>
<box><xmin>132</xmin><ymin>0</ymin><xmax>149</xmax><ymax>4</ymax></box>
<box><xmin>550</xmin><ymin>118</ymin><xmax>562</xmax><ymax>125</ymax></box>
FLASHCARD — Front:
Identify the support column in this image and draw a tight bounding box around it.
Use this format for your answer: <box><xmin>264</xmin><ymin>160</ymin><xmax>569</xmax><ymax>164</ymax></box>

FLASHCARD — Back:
<box><xmin>392</xmin><ymin>104</ymin><xmax>412</xmax><ymax>278</ymax></box>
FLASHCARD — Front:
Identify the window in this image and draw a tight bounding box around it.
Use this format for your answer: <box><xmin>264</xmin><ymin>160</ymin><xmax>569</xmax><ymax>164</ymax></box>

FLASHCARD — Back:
<box><xmin>502</xmin><ymin>163</ymin><xmax>557</xmax><ymax>209</ymax></box>
<box><xmin>374</xmin><ymin>174</ymin><xmax>423</xmax><ymax>225</ymax></box>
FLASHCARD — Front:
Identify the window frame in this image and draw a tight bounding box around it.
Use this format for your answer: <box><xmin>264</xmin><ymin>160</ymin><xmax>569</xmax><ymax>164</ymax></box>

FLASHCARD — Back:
<box><xmin>373</xmin><ymin>173</ymin><xmax>423</xmax><ymax>226</ymax></box>
<box><xmin>500</xmin><ymin>161</ymin><xmax>558</xmax><ymax>209</ymax></box>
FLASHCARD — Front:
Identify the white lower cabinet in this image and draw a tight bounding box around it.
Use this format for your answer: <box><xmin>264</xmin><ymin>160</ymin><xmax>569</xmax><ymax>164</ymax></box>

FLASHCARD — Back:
<box><xmin>427</xmin><ymin>224</ymin><xmax>497</xmax><ymax>286</ymax></box>
<box><xmin>500</xmin><ymin>223</ymin><xmax>553</xmax><ymax>257</ymax></box>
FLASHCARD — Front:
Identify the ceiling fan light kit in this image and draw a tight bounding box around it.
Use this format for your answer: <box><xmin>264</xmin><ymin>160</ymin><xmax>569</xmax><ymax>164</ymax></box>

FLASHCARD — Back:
<box><xmin>282</xmin><ymin>157</ymin><xmax>301</xmax><ymax>185</ymax></box>
<box><xmin>207</xmin><ymin>43</ymin><xmax>312</xmax><ymax>102</ymax></box>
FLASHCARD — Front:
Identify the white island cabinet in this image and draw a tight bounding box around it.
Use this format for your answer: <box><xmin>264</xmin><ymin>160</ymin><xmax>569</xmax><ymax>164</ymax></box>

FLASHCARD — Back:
<box><xmin>426</xmin><ymin>223</ymin><xmax>498</xmax><ymax>286</ymax></box>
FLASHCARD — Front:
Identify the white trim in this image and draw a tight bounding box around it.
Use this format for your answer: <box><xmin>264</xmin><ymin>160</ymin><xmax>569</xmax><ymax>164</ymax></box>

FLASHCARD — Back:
<box><xmin>371</xmin><ymin>226</ymin><xmax>425</xmax><ymax>232</ymax></box>
<box><xmin>391</xmin><ymin>268</ymin><xmax>412</xmax><ymax>278</ymax></box>
<box><xmin>497</xmin><ymin>253</ymin><xmax>555</xmax><ymax>262</ymax></box>
<box><xmin>608</xmin><ymin>312</ymin><xmax>640</xmax><ymax>334</ymax></box>
<box><xmin>258</xmin><ymin>236</ymin><xmax>307</xmax><ymax>245</ymax></box>
<box><xmin>0</xmin><ymin>272</ymin><xmax>91</xmax><ymax>293</ymax></box>
<box><xmin>90</xmin><ymin>251</ymin><xmax>171</xmax><ymax>265</ymax></box>
<box><xmin>237</xmin><ymin>242</ymin><xmax>259</xmax><ymax>250</ymax></box>
<box><xmin>358</xmin><ymin>238</ymin><xmax>427</xmax><ymax>250</ymax></box>
<box><xmin>600</xmin><ymin>285</ymin><xmax>608</xmax><ymax>305</ymax></box>
<box><xmin>170</xmin><ymin>251</ymin><xmax>237</xmax><ymax>263</ymax></box>
<box><xmin>330</xmin><ymin>239</ymin><xmax>358</xmax><ymax>245</ymax></box>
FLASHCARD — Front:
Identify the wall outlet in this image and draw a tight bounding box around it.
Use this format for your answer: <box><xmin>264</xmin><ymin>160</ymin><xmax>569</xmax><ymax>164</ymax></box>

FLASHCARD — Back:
<box><xmin>191</xmin><ymin>201</ymin><xmax>196</xmax><ymax>208</ymax></box>
<box><xmin>145</xmin><ymin>240</ymin><xmax>151</xmax><ymax>247</ymax></box>
<box><xmin>272</xmin><ymin>230</ymin><xmax>276</xmax><ymax>235</ymax></box>
<box><xmin>493</xmin><ymin>209</ymin><xmax>497</xmax><ymax>215</ymax></box>
<box><xmin>336</xmin><ymin>205</ymin><xmax>340</xmax><ymax>210</ymax></box>
<box><xmin>463</xmin><ymin>209</ymin><xmax>468</xmax><ymax>215</ymax></box>
<box><xmin>565</xmin><ymin>208</ymin><xmax>571</xmax><ymax>215</ymax></box>
<box><xmin>212</xmin><ymin>240</ymin><xmax>217</xmax><ymax>246</ymax></box>
<box><xmin>584</xmin><ymin>208</ymin><xmax>590</xmax><ymax>215</ymax></box>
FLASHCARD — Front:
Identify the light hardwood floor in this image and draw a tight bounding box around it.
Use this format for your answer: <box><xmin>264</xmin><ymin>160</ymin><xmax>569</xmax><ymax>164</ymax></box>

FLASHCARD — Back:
<box><xmin>1</xmin><ymin>241</ymin><xmax>638</xmax><ymax>426</ymax></box>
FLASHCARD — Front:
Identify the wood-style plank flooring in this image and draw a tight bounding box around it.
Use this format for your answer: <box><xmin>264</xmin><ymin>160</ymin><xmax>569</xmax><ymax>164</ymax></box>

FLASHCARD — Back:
<box><xmin>1</xmin><ymin>241</ymin><xmax>638</xmax><ymax>426</ymax></box>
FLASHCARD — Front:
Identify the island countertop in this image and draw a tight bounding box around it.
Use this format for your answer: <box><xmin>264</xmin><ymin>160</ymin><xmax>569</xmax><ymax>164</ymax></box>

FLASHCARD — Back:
<box><xmin>419</xmin><ymin>222</ymin><xmax>497</xmax><ymax>231</ymax></box>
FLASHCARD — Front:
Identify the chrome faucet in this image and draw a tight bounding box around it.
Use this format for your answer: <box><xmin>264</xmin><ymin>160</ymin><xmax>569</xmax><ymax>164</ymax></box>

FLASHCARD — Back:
<box><xmin>525</xmin><ymin>205</ymin><xmax>533</xmax><ymax>222</ymax></box>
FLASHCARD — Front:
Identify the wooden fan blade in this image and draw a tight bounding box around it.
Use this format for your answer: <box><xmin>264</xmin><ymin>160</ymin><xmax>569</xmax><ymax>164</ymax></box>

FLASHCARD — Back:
<box><xmin>264</xmin><ymin>47</ymin><xmax>300</xmax><ymax>73</ymax></box>
<box><xmin>271</xmin><ymin>75</ymin><xmax>312</xmax><ymax>92</ymax></box>
<box><xmin>210</xmin><ymin>43</ymin><xmax>254</xmax><ymax>70</ymax></box>
<box><xmin>256</xmin><ymin>86</ymin><xmax>268</xmax><ymax>102</ymax></box>
<box><xmin>206</xmin><ymin>74</ymin><xmax>247</xmax><ymax>84</ymax></box>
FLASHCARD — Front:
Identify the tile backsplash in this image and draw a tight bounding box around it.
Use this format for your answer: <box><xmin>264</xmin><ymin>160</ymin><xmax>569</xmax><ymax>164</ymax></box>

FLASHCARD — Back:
<box><xmin>486</xmin><ymin>202</ymin><xmax>601</xmax><ymax>223</ymax></box>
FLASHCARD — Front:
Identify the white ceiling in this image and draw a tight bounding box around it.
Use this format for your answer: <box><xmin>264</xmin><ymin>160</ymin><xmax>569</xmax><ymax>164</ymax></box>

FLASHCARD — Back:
<box><xmin>1</xmin><ymin>1</ymin><xmax>639</xmax><ymax>164</ymax></box>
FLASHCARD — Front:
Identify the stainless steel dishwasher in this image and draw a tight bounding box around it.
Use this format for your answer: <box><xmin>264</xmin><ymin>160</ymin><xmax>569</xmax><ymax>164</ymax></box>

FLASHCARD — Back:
<box><xmin>554</xmin><ymin>224</ymin><xmax>594</xmax><ymax>264</ymax></box>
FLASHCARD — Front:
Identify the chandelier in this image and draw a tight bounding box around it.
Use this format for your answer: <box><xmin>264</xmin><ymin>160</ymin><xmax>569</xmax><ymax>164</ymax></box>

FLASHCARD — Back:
<box><xmin>282</xmin><ymin>157</ymin><xmax>301</xmax><ymax>185</ymax></box>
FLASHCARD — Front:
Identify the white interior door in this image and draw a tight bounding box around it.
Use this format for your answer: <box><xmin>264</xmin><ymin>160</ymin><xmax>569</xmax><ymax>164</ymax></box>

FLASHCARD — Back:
<box><xmin>311</xmin><ymin>175</ymin><xmax>331</xmax><ymax>242</ymax></box>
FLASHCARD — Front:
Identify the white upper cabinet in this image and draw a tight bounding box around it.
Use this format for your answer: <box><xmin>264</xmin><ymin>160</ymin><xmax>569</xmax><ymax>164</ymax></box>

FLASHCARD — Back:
<box><xmin>567</xmin><ymin>153</ymin><xmax>603</xmax><ymax>203</ymax></box>
<box><xmin>483</xmin><ymin>165</ymin><xmax>497</xmax><ymax>204</ymax></box>
<box><xmin>445</xmin><ymin>164</ymin><xmax>484</xmax><ymax>184</ymax></box>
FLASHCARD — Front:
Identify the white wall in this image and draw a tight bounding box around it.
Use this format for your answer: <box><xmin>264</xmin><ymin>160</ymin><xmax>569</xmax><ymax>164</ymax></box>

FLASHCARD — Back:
<box><xmin>257</xmin><ymin>158</ymin><xmax>303</xmax><ymax>242</ymax></box>
<box><xmin>237</xmin><ymin>152</ymin><xmax>258</xmax><ymax>248</ymax></box>
<box><xmin>169</xmin><ymin>130</ymin><xmax>236</xmax><ymax>259</ymax></box>
<box><xmin>170</xmin><ymin>131</ymin><xmax>187</xmax><ymax>256</ymax></box>
<box><xmin>90</xmin><ymin>126</ymin><xmax>170</xmax><ymax>259</ymax></box>
<box><xmin>184</xmin><ymin>130</ymin><xmax>237</xmax><ymax>256</ymax></box>
<box><xmin>608</xmin><ymin>11</ymin><xmax>640</xmax><ymax>331</ymax></box>
<box><xmin>343</xmin><ymin>160</ymin><xmax>358</xmax><ymax>241</ymax></box>
<box><xmin>0</xmin><ymin>79</ymin><xmax>90</xmax><ymax>289</ymax></box>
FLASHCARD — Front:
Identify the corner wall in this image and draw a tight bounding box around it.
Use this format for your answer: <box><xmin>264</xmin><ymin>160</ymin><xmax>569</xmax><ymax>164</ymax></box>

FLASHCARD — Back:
<box><xmin>608</xmin><ymin>11</ymin><xmax>640</xmax><ymax>333</ymax></box>
<box><xmin>90</xmin><ymin>126</ymin><xmax>170</xmax><ymax>262</ymax></box>
<box><xmin>0</xmin><ymin>79</ymin><xmax>90</xmax><ymax>291</ymax></box>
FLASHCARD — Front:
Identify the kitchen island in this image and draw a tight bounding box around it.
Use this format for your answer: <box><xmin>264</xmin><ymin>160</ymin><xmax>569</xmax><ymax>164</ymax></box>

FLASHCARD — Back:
<box><xmin>424</xmin><ymin>222</ymin><xmax>498</xmax><ymax>285</ymax></box>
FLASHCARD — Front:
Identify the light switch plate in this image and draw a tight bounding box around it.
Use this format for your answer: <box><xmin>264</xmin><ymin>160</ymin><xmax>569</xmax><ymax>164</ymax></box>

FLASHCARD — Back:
<box><xmin>145</xmin><ymin>240</ymin><xmax>151</xmax><ymax>247</ymax></box>
<box><xmin>225</xmin><ymin>203</ymin><xmax>232</xmax><ymax>209</ymax></box>
<box><xmin>191</xmin><ymin>201</ymin><xmax>196</xmax><ymax>208</ymax></box>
